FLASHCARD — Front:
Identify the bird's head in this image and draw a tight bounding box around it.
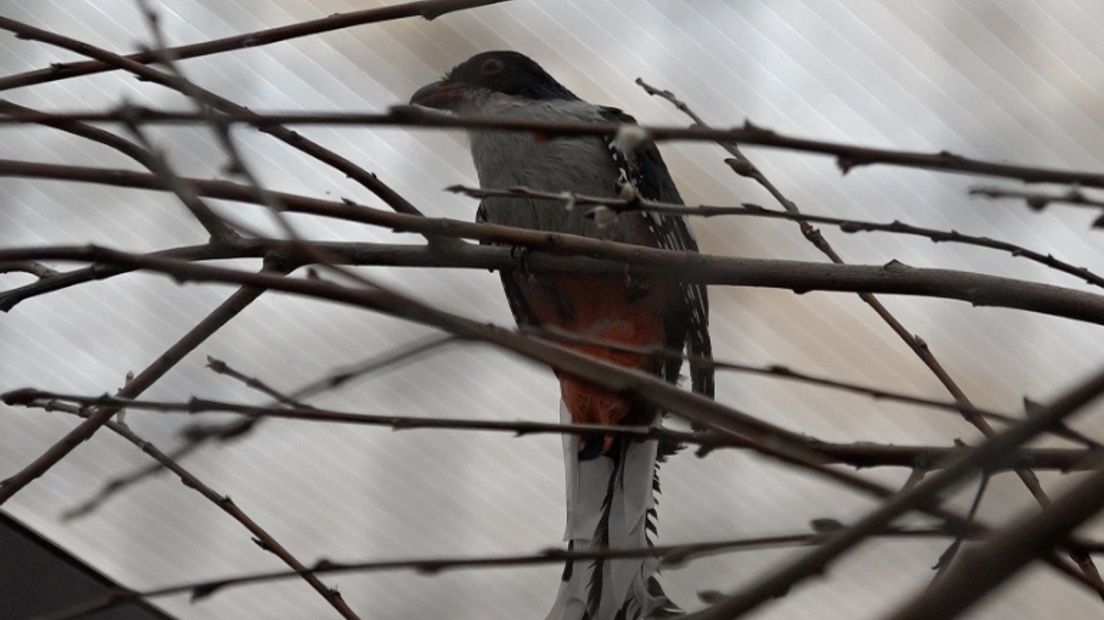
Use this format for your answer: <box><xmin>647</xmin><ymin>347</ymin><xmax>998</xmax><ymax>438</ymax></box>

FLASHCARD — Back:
<box><xmin>409</xmin><ymin>51</ymin><xmax>577</xmax><ymax>110</ymax></box>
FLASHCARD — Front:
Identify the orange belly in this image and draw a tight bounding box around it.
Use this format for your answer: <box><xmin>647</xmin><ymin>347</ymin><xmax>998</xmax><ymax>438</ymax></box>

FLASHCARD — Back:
<box><xmin>517</xmin><ymin>273</ymin><xmax>677</xmax><ymax>430</ymax></box>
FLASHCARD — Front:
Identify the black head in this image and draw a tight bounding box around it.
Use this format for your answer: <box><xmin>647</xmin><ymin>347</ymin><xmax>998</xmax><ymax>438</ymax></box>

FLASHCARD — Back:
<box><xmin>410</xmin><ymin>51</ymin><xmax>577</xmax><ymax>109</ymax></box>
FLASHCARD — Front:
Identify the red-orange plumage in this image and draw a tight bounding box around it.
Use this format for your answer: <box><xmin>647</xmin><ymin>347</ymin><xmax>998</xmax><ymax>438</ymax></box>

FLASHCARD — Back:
<box><xmin>518</xmin><ymin>270</ymin><xmax>678</xmax><ymax>441</ymax></box>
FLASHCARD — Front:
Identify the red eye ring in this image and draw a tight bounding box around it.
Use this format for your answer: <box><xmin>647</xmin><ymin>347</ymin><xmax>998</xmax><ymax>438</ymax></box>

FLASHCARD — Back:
<box><xmin>480</xmin><ymin>58</ymin><xmax>504</xmax><ymax>76</ymax></box>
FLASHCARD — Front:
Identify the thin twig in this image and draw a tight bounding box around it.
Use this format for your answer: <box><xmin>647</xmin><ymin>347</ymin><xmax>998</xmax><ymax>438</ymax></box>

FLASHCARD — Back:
<box><xmin>0</xmin><ymin>0</ymin><xmax>512</xmax><ymax>92</ymax></box>
<box><xmin>7</xmin><ymin>389</ymin><xmax>1104</xmax><ymax>472</ymax></box>
<box><xmin>0</xmin><ymin>262</ymin><xmax>290</xmax><ymax>504</ymax></box>
<box><xmin>31</xmin><ymin>526</ymin><xmax>965</xmax><ymax>620</ymax></box>
<box><xmin>525</xmin><ymin>325</ymin><xmax>1098</xmax><ymax>448</ymax></box>
<box><xmin>682</xmin><ymin>364</ymin><xmax>1104</xmax><ymax>619</ymax></box>
<box><xmin>639</xmin><ymin>76</ymin><xmax>1104</xmax><ymax>594</ymax></box>
<box><xmin>206</xmin><ymin>355</ymin><xmax>307</xmax><ymax>408</ymax></box>
<box><xmin>451</xmin><ymin>184</ymin><xmax>1104</xmax><ymax>290</ymax></box>
<box><xmin>971</xmin><ymin>185</ymin><xmax>1104</xmax><ymax>227</ymax></box>
<box><xmin>888</xmin><ymin>455</ymin><xmax>1104</xmax><ymax>619</ymax></box>
<box><xmin>5</xmin><ymin>103</ymin><xmax>1104</xmax><ymax>189</ymax></box>
<box><xmin>61</xmin><ymin>336</ymin><xmax>455</xmax><ymax>518</ymax></box>
<box><xmin>0</xmin><ymin>15</ymin><xmax>452</xmax><ymax>246</ymax></box>
<box><xmin>4</xmin><ymin>165</ymin><xmax>1104</xmax><ymax>324</ymax></box>
<box><xmin>930</xmin><ymin>471</ymin><xmax>991</xmax><ymax>585</ymax></box>
<box><xmin>38</xmin><ymin>398</ymin><xmax>359</xmax><ymax>620</ymax></box>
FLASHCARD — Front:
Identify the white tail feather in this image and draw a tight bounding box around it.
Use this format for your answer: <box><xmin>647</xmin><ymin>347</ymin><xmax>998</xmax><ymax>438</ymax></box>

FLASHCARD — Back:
<box><xmin>546</xmin><ymin>402</ymin><xmax>674</xmax><ymax>619</ymax></box>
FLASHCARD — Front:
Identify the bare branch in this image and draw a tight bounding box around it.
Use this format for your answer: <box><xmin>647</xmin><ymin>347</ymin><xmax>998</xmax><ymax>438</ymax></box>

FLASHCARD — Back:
<box><xmin>683</xmin><ymin>364</ymin><xmax>1104</xmax><ymax>619</ymax></box>
<box><xmin>0</xmin><ymin>260</ymin><xmax>57</xmax><ymax>278</ymax></box>
<box><xmin>527</xmin><ymin>326</ymin><xmax>1097</xmax><ymax>448</ymax></box>
<box><xmin>5</xmin><ymin>104</ymin><xmax>1104</xmax><ymax>189</ymax></box>
<box><xmin>7</xmin><ymin>389</ymin><xmax>1104</xmax><ymax>472</ymax></box>
<box><xmin>0</xmin><ymin>263</ymin><xmax>290</xmax><ymax>504</ymax></box>
<box><xmin>4</xmin><ymin>164</ymin><xmax>1104</xmax><ymax>324</ymax></box>
<box><xmin>37</xmin><ymin>399</ymin><xmax>359</xmax><ymax>620</ymax></box>
<box><xmin>61</xmin><ymin>335</ymin><xmax>456</xmax><ymax>518</ymax></box>
<box><xmin>0</xmin><ymin>15</ymin><xmax>452</xmax><ymax>246</ymax></box>
<box><xmin>33</xmin><ymin>526</ymin><xmax>963</xmax><ymax>620</ymax></box>
<box><xmin>639</xmin><ymin>77</ymin><xmax>1104</xmax><ymax>591</ymax></box>
<box><xmin>3</xmin><ymin>239</ymin><xmax>1099</xmax><ymax>594</ymax></box>
<box><xmin>451</xmin><ymin>184</ymin><xmax>1104</xmax><ymax>290</ymax></box>
<box><xmin>0</xmin><ymin>0</ymin><xmax>511</xmax><ymax>92</ymax></box>
<box><xmin>889</xmin><ymin>457</ymin><xmax>1104</xmax><ymax>619</ymax></box>
<box><xmin>972</xmin><ymin>185</ymin><xmax>1104</xmax><ymax>227</ymax></box>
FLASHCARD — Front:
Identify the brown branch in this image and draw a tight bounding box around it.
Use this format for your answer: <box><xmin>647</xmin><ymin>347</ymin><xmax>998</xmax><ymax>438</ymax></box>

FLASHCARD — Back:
<box><xmin>32</xmin><ymin>526</ymin><xmax>962</xmax><ymax>620</ymax></box>
<box><xmin>971</xmin><ymin>185</ymin><xmax>1104</xmax><ymax>227</ymax></box>
<box><xmin>36</xmin><ymin>399</ymin><xmax>359</xmax><ymax>620</ymax></box>
<box><xmin>5</xmin><ymin>104</ymin><xmax>1104</xmax><ymax>189</ymax></box>
<box><xmin>0</xmin><ymin>262</ymin><xmax>290</xmax><ymax>504</ymax></box>
<box><xmin>930</xmin><ymin>472</ymin><xmax>990</xmax><ymax>583</ymax></box>
<box><xmin>205</xmin><ymin>356</ymin><xmax>307</xmax><ymax>408</ymax></box>
<box><xmin>0</xmin><ymin>15</ymin><xmax>452</xmax><ymax>247</ymax></box>
<box><xmin>1</xmin><ymin>238</ymin><xmax>1099</xmax><ymax>454</ymax></box>
<box><xmin>6</xmin><ymin>389</ymin><xmax>1104</xmax><ymax>472</ymax></box>
<box><xmin>0</xmin><ymin>0</ymin><xmax>510</xmax><ymax>92</ymax></box>
<box><xmin>0</xmin><ymin>260</ymin><xmax>57</xmax><ymax>278</ymax></box>
<box><xmin>60</xmin><ymin>335</ymin><xmax>456</xmax><ymax>519</ymax></box>
<box><xmin>1</xmin><ymin>98</ymin><xmax>240</xmax><ymax>242</ymax></box>
<box><xmin>0</xmin><ymin>244</ymin><xmax>1072</xmax><ymax>537</ymax></box>
<box><xmin>889</xmin><ymin>457</ymin><xmax>1104</xmax><ymax>619</ymax></box>
<box><xmin>450</xmin><ymin>184</ymin><xmax>1104</xmax><ymax>290</ymax></box>
<box><xmin>3</xmin><ymin>240</ymin><xmax>1099</xmax><ymax>593</ymax></box>
<box><xmin>682</xmin><ymin>364</ymin><xmax>1104</xmax><ymax>619</ymax></box>
<box><xmin>4</xmin><ymin>164</ymin><xmax>1104</xmax><ymax>325</ymax></box>
<box><xmin>639</xmin><ymin>77</ymin><xmax>1104</xmax><ymax>589</ymax></box>
<box><xmin>0</xmin><ymin>99</ymin><xmax>150</xmax><ymax>161</ymax></box>
<box><xmin>527</xmin><ymin>326</ymin><xmax>1097</xmax><ymax>448</ymax></box>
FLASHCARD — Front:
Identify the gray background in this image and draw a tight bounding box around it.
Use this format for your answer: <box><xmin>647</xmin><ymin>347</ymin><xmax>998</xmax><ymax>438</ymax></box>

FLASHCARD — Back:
<box><xmin>2</xmin><ymin>1</ymin><xmax>1104</xmax><ymax>618</ymax></box>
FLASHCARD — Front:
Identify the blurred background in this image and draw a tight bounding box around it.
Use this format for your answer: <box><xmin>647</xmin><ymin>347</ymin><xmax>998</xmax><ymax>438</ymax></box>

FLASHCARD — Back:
<box><xmin>2</xmin><ymin>1</ymin><xmax>1104</xmax><ymax>618</ymax></box>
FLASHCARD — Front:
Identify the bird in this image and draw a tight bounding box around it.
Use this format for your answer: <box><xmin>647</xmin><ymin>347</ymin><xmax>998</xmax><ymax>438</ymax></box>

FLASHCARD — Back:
<box><xmin>411</xmin><ymin>51</ymin><xmax>713</xmax><ymax>620</ymax></box>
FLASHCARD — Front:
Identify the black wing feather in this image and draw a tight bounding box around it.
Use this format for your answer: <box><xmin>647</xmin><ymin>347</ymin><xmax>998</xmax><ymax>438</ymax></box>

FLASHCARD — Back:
<box><xmin>599</xmin><ymin>106</ymin><xmax>714</xmax><ymax>399</ymax></box>
<box><xmin>476</xmin><ymin>203</ymin><xmax>540</xmax><ymax>329</ymax></box>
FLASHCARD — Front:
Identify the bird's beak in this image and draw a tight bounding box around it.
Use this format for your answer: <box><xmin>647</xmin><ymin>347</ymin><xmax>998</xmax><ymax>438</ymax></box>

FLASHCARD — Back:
<box><xmin>409</xmin><ymin>80</ymin><xmax>467</xmax><ymax>109</ymax></box>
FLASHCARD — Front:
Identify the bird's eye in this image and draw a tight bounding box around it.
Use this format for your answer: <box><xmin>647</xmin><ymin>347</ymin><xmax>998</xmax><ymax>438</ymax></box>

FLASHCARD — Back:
<box><xmin>480</xmin><ymin>58</ymin><xmax>504</xmax><ymax>76</ymax></box>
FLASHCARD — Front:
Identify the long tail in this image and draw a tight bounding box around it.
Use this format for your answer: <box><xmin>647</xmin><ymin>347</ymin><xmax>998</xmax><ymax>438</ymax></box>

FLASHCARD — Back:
<box><xmin>546</xmin><ymin>403</ymin><xmax>681</xmax><ymax>620</ymax></box>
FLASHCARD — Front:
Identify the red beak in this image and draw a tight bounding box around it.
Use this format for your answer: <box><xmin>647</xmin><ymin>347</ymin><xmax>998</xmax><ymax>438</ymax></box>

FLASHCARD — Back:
<box><xmin>409</xmin><ymin>80</ymin><xmax>467</xmax><ymax>109</ymax></box>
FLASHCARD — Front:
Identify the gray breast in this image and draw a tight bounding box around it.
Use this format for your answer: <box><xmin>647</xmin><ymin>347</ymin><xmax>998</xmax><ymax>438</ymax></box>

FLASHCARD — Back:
<box><xmin>464</xmin><ymin>95</ymin><xmax>632</xmax><ymax>241</ymax></box>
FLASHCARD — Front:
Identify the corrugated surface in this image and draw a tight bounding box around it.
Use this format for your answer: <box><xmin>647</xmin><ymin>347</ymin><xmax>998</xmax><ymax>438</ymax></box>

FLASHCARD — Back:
<box><xmin>2</xmin><ymin>1</ymin><xmax>1103</xmax><ymax>618</ymax></box>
